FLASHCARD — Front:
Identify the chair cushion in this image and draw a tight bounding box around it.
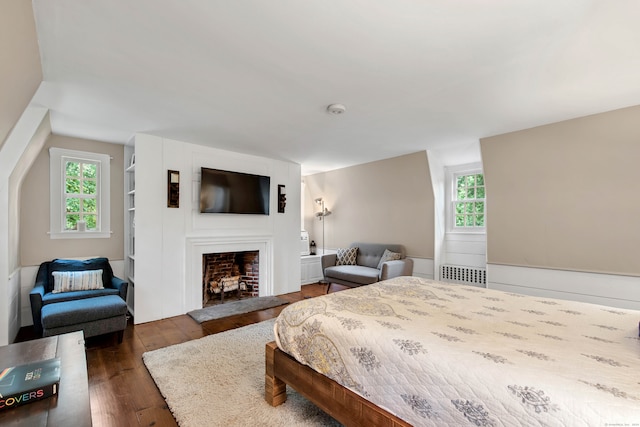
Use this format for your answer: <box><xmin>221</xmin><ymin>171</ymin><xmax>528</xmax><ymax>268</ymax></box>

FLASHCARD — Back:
<box><xmin>52</xmin><ymin>269</ymin><xmax>104</xmax><ymax>293</ymax></box>
<box><xmin>42</xmin><ymin>288</ymin><xmax>120</xmax><ymax>305</ymax></box>
<box><xmin>324</xmin><ymin>265</ymin><xmax>380</xmax><ymax>285</ymax></box>
<box><xmin>41</xmin><ymin>295</ymin><xmax>127</xmax><ymax>329</ymax></box>
<box><xmin>48</xmin><ymin>258</ymin><xmax>114</xmax><ymax>292</ymax></box>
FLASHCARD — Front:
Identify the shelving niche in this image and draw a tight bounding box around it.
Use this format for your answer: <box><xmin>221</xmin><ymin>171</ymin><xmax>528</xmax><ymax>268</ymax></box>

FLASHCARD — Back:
<box><xmin>124</xmin><ymin>148</ymin><xmax>136</xmax><ymax>316</ymax></box>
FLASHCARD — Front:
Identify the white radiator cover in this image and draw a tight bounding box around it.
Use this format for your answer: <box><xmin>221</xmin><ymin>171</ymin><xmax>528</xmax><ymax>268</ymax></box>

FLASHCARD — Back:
<box><xmin>440</xmin><ymin>264</ymin><xmax>486</xmax><ymax>286</ymax></box>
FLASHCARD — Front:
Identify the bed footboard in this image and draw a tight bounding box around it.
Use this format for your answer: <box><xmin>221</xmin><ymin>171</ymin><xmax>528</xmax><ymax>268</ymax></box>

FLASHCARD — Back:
<box><xmin>264</xmin><ymin>341</ymin><xmax>411</xmax><ymax>427</ymax></box>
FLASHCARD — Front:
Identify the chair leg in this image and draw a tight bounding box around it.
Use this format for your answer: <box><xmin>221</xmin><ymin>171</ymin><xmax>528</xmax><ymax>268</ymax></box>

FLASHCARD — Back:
<box><xmin>325</xmin><ymin>282</ymin><xmax>332</xmax><ymax>294</ymax></box>
<box><xmin>117</xmin><ymin>330</ymin><xmax>124</xmax><ymax>344</ymax></box>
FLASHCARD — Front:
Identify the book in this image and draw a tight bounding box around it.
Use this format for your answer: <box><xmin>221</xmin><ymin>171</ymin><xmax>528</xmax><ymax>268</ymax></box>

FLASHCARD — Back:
<box><xmin>0</xmin><ymin>358</ymin><xmax>61</xmax><ymax>411</ymax></box>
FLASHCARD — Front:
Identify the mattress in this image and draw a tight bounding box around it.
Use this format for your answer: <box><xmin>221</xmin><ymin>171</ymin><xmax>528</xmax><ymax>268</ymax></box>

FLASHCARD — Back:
<box><xmin>274</xmin><ymin>276</ymin><xmax>640</xmax><ymax>426</ymax></box>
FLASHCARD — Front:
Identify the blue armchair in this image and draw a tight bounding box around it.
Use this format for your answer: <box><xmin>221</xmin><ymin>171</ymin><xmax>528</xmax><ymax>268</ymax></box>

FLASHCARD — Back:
<box><xmin>30</xmin><ymin>257</ymin><xmax>128</xmax><ymax>340</ymax></box>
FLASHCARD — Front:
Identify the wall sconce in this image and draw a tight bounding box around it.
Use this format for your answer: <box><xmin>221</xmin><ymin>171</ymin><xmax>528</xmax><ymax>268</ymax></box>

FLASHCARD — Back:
<box><xmin>278</xmin><ymin>184</ymin><xmax>286</xmax><ymax>213</ymax></box>
<box><xmin>167</xmin><ymin>170</ymin><xmax>180</xmax><ymax>208</ymax></box>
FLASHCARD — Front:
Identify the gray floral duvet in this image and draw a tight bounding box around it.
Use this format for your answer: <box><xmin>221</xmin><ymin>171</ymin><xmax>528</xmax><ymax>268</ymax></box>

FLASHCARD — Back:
<box><xmin>274</xmin><ymin>276</ymin><xmax>640</xmax><ymax>426</ymax></box>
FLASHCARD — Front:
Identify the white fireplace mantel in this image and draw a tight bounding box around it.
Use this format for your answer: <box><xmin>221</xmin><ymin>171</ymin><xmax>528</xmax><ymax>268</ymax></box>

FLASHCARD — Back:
<box><xmin>185</xmin><ymin>235</ymin><xmax>273</xmax><ymax>312</ymax></box>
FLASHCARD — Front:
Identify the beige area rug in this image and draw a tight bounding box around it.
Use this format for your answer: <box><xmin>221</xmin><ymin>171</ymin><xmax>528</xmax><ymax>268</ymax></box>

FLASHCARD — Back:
<box><xmin>187</xmin><ymin>296</ymin><xmax>289</xmax><ymax>323</ymax></box>
<box><xmin>143</xmin><ymin>319</ymin><xmax>342</xmax><ymax>427</ymax></box>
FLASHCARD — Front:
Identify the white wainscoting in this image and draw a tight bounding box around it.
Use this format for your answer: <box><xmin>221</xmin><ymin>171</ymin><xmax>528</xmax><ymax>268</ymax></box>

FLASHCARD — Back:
<box><xmin>20</xmin><ymin>266</ymin><xmax>37</xmax><ymax>327</ymax></box>
<box><xmin>487</xmin><ymin>263</ymin><xmax>640</xmax><ymax>310</ymax></box>
<box><xmin>411</xmin><ymin>257</ymin><xmax>434</xmax><ymax>280</ymax></box>
<box><xmin>9</xmin><ymin>269</ymin><xmax>20</xmax><ymax>343</ymax></box>
<box><xmin>443</xmin><ymin>232</ymin><xmax>486</xmax><ymax>271</ymax></box>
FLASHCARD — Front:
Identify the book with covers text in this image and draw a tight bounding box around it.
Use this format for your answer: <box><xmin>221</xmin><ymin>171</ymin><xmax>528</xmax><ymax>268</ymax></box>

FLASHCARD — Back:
<box><xmin>0</xmin><ymin>358</ymin><xmax>61</xmax><ymax>411</ymax></box>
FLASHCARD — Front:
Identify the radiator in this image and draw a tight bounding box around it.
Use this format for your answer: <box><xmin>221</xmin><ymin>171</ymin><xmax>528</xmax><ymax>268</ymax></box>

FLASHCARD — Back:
<box><xmin>440</xmin><ymin>264</ymin><xmax>486</xmax><ymax>286</ymax></box>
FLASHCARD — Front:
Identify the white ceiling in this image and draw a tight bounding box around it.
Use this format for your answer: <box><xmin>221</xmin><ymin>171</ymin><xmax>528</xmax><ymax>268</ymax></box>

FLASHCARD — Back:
<box><xmin>30</xmin><ymin>0</ymin><xmax>640</xmax><ymax>174</ymax></box>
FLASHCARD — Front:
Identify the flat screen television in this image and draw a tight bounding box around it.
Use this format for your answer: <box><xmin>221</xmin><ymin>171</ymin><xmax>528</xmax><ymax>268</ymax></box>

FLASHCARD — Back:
<box><xmin>199</xmin><ymin>167</ymin><xmax>270</xmax><ymax>215</ymax></box>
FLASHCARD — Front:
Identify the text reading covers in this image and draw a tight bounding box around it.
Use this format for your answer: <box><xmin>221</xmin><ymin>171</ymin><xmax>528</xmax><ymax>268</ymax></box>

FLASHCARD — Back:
<box><xmin>0</xmin><ymin>358</ymin><xmax>60</xmax><ymax>411</ymax></box>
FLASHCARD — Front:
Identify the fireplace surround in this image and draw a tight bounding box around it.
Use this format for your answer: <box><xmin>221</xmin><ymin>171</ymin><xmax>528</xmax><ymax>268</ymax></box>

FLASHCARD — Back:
<box><xmin>185</xmin><ymin>236</ymin><xmax>273</xmax><ymax>312</ymax></box>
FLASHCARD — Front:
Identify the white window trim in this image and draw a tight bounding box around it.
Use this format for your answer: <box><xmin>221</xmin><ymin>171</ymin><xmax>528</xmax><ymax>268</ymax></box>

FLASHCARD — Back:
<box><xmin>49</xmin><ymin>147</ymin><xmax>111</xmax><ymax>239</ymax></box>
<box><xmin>445</xmin><ymin>162</ymin><xmax>486</xmax><ymax>234</ymax></box>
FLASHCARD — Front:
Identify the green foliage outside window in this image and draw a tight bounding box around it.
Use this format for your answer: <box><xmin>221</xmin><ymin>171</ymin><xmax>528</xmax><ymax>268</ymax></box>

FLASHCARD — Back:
<box><xmin>66</xmin><ymin>214</ymin><xmax>80</xmax><ymax>230</ymax></box>
<box><xmin>83</xmin><ymin>163</ymin><xmax>96</xmax><ymax>179</ymax></box>
<box><xmin>455</xmin><ymin>173</ymin><xmax>485</xmax><ymax>228</ymax></box>
<box><xmin>64</xmin><ymin>160</ymin><xmax>98</xmax><ymax>231</ymax></box>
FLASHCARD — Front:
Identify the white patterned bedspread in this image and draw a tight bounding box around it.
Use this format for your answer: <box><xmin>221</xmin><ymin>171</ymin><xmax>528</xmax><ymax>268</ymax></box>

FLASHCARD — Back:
<box><xmin>274</xmin><ymin>276</ymin><xmax>640</xmax><ymax>426</ymax></box>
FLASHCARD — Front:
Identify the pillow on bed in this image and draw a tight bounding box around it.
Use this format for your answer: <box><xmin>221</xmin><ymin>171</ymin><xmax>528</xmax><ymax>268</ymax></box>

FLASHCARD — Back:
<box><xmin>52</xmin><ymin>269</ymin><xmax>104</xmax><ymax>293</ymax></box>
<box><xmin>377</xmin><ymin>249</ymin><xmax>403</xmax><ymax>269</ymax></box>
<box><xmin>336</xmin><ymin>247</ymin><xmax>358</xmax><ymax>266</ymax></box>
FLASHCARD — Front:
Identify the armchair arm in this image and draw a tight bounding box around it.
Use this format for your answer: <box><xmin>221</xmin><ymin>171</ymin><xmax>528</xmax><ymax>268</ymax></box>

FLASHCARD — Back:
<box><xmin>111</xmin><ymin>276</ymin><xmax>129</xmax><ymax>302</ymax></box>
<box><xmin>380</xmin><ymin>258</ymin><xmax>414</xmax><ymax>281</ymax></box>
<box><xmin>320</xmin><ymin>254</ymin><xmax>338</xmax><ymax>281</ymax></box>
<box><xmin>321</xmin><ymin>254</ymin><xmax>337</xmax><ymax>271</ymax></box>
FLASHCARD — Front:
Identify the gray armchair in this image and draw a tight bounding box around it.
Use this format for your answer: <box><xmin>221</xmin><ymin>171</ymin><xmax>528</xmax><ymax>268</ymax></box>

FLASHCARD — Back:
<box><xmin>321</xmin><ymin>242</ymin><xmax>413</xmax><ymax>289</ymax></box>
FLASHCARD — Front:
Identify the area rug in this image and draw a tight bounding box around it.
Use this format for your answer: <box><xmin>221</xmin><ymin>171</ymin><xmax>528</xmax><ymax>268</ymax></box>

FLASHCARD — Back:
<box><xmin>187</xmin><ymin>296</ymin><xmax>289</xmax><ymax>323</ymax></box>
<box><xmin>143</xmin><ymin>319</ymin><xmax>341</xmax><ymax>427</ymax></box>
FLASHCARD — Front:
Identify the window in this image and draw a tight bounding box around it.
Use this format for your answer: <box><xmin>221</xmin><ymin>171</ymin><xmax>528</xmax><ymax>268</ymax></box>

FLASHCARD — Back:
<box><xmin>446</xmin><ymin>163</ymin><xmax>486</xmax><ymax>232</ymax></box>
<box><xmin>454</xmin><ymin>172</ymin><xmax>485</xmax><ymax>228</ymax></box>
<box><xmin>50</xmin><ymin>148</ymin><xmax>111</xmax><ymax>239</ymax></box>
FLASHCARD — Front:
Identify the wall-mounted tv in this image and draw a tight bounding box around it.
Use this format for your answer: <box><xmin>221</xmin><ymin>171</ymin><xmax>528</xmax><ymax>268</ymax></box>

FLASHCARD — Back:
<box><xmin>199</xmin><ymin>167</ymin><xmax>270</xmax><ymax>215</ymax></box>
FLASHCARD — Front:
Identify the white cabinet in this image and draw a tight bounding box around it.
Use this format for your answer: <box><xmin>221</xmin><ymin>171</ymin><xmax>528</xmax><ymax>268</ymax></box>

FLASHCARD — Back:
<box><xmin>301</xmin><ymin>255</ymin><xmax>323</xmax><ymax>285</ymax></box>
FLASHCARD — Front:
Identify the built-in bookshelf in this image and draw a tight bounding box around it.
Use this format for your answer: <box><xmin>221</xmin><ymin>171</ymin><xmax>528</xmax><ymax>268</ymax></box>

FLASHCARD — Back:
<box><xmin>124</xmin><ymin>147</ymin><xmax>135</xmax><ymax>316</ymax></box>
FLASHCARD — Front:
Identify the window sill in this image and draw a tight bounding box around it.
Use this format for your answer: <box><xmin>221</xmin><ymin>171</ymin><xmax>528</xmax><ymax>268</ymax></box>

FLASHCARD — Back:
<box><xmin>446</xmin><ymin>230</ymin><xmax>486</xmax><ymax>234</ymax></box>
<box><xmin>49</xmin><ymin>231</ymin><xmax>112</xmax><ymax>240</ymax></box>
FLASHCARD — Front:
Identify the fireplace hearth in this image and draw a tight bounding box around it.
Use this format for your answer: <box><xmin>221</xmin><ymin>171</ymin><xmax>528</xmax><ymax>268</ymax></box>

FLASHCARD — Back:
<box><xmin>202</xmin><ymin>251</ymin><xmax>259</xmax><ymax>306</ymax></box>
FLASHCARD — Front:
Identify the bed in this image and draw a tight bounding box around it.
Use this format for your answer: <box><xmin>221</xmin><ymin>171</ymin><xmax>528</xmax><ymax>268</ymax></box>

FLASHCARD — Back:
<box><xmin>265</xmin><ymin>276</ymin><xmax>640</xmax><ymax>426</ymax></box>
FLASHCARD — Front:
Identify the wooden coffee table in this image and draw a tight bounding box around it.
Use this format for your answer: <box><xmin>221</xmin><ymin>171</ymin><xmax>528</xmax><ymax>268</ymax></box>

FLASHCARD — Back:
<box><xmin>0</xmin><ymin>331</ymin><xmax>92</xmax><ymax>426</ymax></box>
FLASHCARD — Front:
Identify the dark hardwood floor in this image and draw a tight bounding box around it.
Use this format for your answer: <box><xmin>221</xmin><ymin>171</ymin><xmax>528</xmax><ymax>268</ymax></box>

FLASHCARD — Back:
<box><xmin>17</xmin><ymin>282</ymin><xmax>345</xmax><ymax>427</ymax></box>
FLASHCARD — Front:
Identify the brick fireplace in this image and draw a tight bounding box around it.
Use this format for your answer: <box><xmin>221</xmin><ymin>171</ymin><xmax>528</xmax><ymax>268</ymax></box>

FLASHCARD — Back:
<box><xmin>202</xmin><ymin>251</ymin><xmax>259</xmax><ymax>305</ymax></box>
<box><xmin>185</xmin><ymin>236</ymin><xmax>272</xmax><ymax>312</ymax></box>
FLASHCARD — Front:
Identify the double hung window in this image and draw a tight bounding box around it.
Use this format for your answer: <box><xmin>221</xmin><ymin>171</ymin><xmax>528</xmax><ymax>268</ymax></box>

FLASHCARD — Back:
<box><xmin>454</xmin><ymin>172</ymin><xmax>485</xmax><ymax>228</ymax></box>
<box><xmin>446</xmin><ymin>164</ymin><xmax>486</xmax><ymax>232</ymax></box>
<box><xmin>49</xmin><ymin>148</ymin><xmax>111</xmax><ymax>239</ymax></box>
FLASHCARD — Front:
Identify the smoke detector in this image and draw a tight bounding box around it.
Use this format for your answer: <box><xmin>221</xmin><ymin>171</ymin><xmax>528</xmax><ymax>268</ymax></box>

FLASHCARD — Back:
<box><xmin>326</xmin><ymin>104</ymin><xmax>346</xmax><ymax>115</ymax></box>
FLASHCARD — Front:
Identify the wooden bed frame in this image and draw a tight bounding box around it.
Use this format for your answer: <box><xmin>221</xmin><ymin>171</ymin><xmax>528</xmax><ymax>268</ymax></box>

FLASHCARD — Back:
<box><xmin>265</xmin><ymin>341</ymin><xmax>411</xmax><ymax>427</ymax></box>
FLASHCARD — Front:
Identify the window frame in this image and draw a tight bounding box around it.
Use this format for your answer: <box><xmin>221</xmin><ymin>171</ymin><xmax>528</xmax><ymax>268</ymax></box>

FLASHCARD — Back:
<box><xmin>49</xmin><ymin>147</ymin><xmax>111</xmax><ymax>239</ymax></box>
<box><xmin>445</xmin><ymin>163</ymin><xmax>486</xmax><ymax>234</ymax></box>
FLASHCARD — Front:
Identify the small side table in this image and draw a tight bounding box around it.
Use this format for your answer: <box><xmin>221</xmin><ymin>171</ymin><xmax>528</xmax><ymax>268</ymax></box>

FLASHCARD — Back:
<box><xmin>0</xmin><ymin>331</ymin><xmax>92</xmax><ymax>426</ymax></box>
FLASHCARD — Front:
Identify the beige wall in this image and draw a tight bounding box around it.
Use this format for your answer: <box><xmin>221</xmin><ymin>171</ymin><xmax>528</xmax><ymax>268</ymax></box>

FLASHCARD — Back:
<box><xmin>20</xmin><ymin>135</ymin><xmax>124</xmax><ymax>266</ymax></box>
<box><xmin>0</xmin><ymin>0</ymin><xmax>42</xmax><ymax>147</ymax></box>
<box><xmin>304</xmin><ymin>151</ymin><xmax>434</xmax><ymax>259</ymax></box>
<box><xmin>481</xmin><ymin>105</ymin><xmax>640</xmax><ymax>276</ymax></box>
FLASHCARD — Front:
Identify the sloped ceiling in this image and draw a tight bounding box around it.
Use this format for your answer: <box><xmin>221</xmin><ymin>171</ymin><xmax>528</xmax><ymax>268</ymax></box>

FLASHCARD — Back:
<box><xmin>30</xmin><ymin>0</ymin><xmax>640</xmax><ymax>174</ymax></box>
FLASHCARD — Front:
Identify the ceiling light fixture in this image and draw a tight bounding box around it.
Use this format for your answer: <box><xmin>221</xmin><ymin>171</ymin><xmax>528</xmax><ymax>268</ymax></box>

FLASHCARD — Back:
<box><xmin>326</xmin><ymin>104</ymin><xmax>346</xmax><ymax>115</ymax></box>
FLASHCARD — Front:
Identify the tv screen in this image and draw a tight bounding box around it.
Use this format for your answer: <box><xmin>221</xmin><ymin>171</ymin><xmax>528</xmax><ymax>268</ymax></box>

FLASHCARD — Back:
<box><xmin>199</xmin><ymin>167</ymin><xmax>270</xmax><ymax>215</ymax></box>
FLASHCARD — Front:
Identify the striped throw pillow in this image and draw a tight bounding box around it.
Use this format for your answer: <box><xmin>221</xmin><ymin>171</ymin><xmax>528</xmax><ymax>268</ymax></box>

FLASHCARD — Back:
<box><xmin>52</xmin><ymin>269</ymin><xmax>104</xmax><ymax>293</ymax></box>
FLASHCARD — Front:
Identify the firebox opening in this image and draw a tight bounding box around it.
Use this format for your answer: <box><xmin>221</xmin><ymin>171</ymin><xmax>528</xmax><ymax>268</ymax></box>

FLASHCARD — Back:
<box><xmin>202</xmin><ymin>250</ymin><xmax>260</xmax><ymax>307</ymax></box>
